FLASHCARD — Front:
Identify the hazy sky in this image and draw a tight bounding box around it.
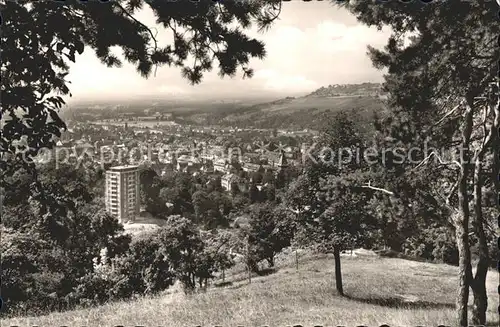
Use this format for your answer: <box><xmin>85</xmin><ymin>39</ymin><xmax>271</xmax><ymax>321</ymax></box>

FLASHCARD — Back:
<box><xmin>67</xmin><ymin>2</ymin><xmax>390</xmax><ymax>102</ymax></box>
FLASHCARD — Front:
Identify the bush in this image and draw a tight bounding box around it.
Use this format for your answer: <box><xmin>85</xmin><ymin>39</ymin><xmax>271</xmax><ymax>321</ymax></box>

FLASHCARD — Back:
<box><xmin>155</xmin><ymin>216</ymin><xmax>234</xmax><ymax>292</ymax></box>
<box><xmin>402</xmin><ymin>226</ymin><xmax>458</xmax><ymax>265</ymax></box>
<box><xmin>242</xmin><ymin>204</ymin><xmax>295</xmax><ymax>273</ymax></box>
<box><xmin>114</xmin><ymin>238</ymin><xmax>176</xmax><ymax>296</ymax></box>
<box><xmin>70</xmin><ymin>237</ymin><xmax>177</xmax><ymax>306</ymax></box>
<box><xmin>1</xmin><ymin>231</ymin><xmax>71</xmax><ymax>315</ymax></box>
<box><xmin>2</xmin><ymin>212</ymin><xmax>234</xmax><ymax>315</ymax></box>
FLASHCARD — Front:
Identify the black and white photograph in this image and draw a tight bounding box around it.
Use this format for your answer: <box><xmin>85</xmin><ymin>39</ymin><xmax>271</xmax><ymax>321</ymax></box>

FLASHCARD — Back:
<box><xmin>1</xmin><ymin>0</ymin><xmax>499</xmax><ymax>326</ymax></box>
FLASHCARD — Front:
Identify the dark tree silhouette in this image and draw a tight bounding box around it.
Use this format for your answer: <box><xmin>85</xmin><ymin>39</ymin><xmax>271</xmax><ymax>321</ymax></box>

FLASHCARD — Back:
<box><xmin>337</xmin><ymin>1</ymin><xmax>499</xmax><ymax>325</ymax></box>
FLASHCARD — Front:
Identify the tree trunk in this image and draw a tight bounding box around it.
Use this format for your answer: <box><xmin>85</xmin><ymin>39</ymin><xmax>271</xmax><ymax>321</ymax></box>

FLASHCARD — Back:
<box><xmin>471</xmin><ymin>159</ymin><xmax>488</xmax><ymax>325</ymax></box>
<box><xmin>333</xmin><ymin>247</ymin><xmax>344</xmax><ymax>296</ymax></box>
<box><xmin>469</xmin><ymin>87</ymin><xmax>499</xmax><ymax>325</ymax></box>
<box><xmin>267</xmin><ymin>255</ymin><xmax>275</xmax><ymax>268</ymax></box>
<box><xmin>454</xmin><ymin>217</ymin><xmax>472</xmax><ymax>327</ymax></box>
<box><xmin>492</xmin><ymin>79</ymin><xmax>500</xmax><ymax>196</ymax></box>
<box><xmin>455</xmin><ymin>101</ymin><xmax>474</xmax><ymax>327</ymax></box>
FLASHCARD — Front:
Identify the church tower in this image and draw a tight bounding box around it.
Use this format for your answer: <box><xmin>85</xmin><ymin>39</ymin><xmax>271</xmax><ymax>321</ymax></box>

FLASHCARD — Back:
<box><xmin>277</xmin><ymin>150</ymin><xmax>288</xmax><ymax>172</ymax></box>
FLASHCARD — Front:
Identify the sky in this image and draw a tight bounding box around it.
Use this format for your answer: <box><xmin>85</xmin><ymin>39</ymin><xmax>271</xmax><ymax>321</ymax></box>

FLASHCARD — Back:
<box><xmin>67</xmin><ymin>2</ymin><xmax>391</xmax><ymax>103</ymax></box>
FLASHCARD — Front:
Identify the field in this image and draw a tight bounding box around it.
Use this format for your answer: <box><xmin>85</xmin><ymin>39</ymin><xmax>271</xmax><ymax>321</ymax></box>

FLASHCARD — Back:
<box><xmin>3</xmin><ymin>251</ymin><xmax>498</xmax><ymax>327</ymax></box>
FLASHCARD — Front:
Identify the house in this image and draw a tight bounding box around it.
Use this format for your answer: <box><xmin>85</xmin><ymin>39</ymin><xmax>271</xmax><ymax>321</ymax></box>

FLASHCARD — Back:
<box><xmin>242</xmin><ymin>162</ymin><xmax>264</xmax><ymax>173</ymax></box>
<box><xmin>214</xmin><ymin>159</ymin><xmax>229</xmax><ymax>173</ymax></box>
<box><xmin>242</xmin><ymin>152</ymin><xmax>260</xmax><ymax>163</ymax></box>
<box><xmin>221</xmin><ymin>173</ymin><xmax>238</xmax><ymax>191</ymax></box>
<box><xmin>176</xmin><ymin>160</ymin><xmax>202</xmax><ymax>174</ymax></box>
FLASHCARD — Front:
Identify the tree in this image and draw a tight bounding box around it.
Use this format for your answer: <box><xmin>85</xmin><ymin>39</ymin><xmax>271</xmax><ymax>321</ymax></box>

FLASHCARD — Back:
<box><xmin>207</xmin><ymin>176</ymin><xmax>223</xmax><ymax>193</ymax></box>
<box><xmin>262</xmin><ymin>170</ymin><xmax>275</xmax><ymax>185</ymax></box>
<box><xmin>339</xmin><ymin>1</ymin><xmax>499</xmax><ymax>324</ymax></box>
<box><xmin>192</xmin><ymin>190</ymin><xmax>210</xmax><ymax>223</ymax></box>
<box><xmin>231</xmin><ymin>194</ymin><xmax>249</xmax><ymax>213</ymax></box>
<box><xmin>250</xmin><ymin>171</ymin><xmax>263</xmax><ymax>184</ymax></box>
<box><xmin>275</xmin><ymin>170</ymin><xmax>286</xmax><ymax>189</ymax></box>
<box><xmin>1</xmin><ymin>229</ymin><xmax>64</xmax><ymax>315</ymax></box>
<box><xmin>207</xmin><ymin>190</ymin><xmax>231</xmax><ymax>228</ymax></box>
<box><xmin>248</xmin><ymin>183</ymin><xmax>259</xmax><ymax>204</ymax></box>
<box><xmin>262</xmin><ymin>184</ymin><xmax>276</xmax><ymax>202</ymax></box>
<box><xmin>154</xmin><ymin>216</ymin><xmax>204</xmax><ymax>292</ymax></box>
<box><xmin>288</xmin><ymin>171</ymin><xmax>375</xmax><ymax>296</ymax></box>
<box><xmin>111</xmin><ymin>236</ymin><xmax>175</xmax><ymax>296</ymax></box>
<box><xmin>286</xmin><ymin>112</ymin><xmax>374</xmax><ymax>296</ymax></box>
<box><xmin>243</xmin><ymin>203</ymin><xmax>295</xmax><ymax>273</ymax></box>
<box><xmin>191</xmin><ymin>189</ymin><xmax>228</xmax><ymax>229</ymax></box>
<box><xmin>196</xmin><ymin>230</ymin><xmax>235</xmax><ymax>289</ymax></box>
<box><xmin>230</xmin><ymin>180</ymin><xmax>240</xmax><ymax>197</ymax></box>
<box><xmin>158</xmin><ymin>172</ymin><xmax>194</xmax><ymax>217</ymax></box>
<box><xmin>154</xmin><ymin>215</ymin><xmax>232</xmax><ymax>292</ymax></box>
<box><xmin>1</xmin><ymin>166</ymin><xmax>130</xmax><ymax>315</ymax></box>
<box><xmin>140</xmin><ymin>167</ymin><xmax>164</xmax><ymax>215</ymax></box>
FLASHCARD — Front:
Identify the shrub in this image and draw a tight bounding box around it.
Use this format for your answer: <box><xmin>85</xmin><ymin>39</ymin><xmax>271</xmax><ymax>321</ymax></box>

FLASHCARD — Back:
<box><xmin>402</xmin><ymin>226</ymin><xmax>458</xmax><ymax>265</ymax></box>
<box><xmin>155</xmin><ymin>216</ymin><xmax>235</xmax><ymax>292</ymax></box>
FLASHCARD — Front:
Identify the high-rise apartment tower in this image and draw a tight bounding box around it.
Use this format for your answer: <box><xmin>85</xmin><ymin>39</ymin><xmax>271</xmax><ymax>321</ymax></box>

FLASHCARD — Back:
<box><xmin>105</xmin><ymin>165</ymin><xmax>140</xmax><ymax>222</ymax></box>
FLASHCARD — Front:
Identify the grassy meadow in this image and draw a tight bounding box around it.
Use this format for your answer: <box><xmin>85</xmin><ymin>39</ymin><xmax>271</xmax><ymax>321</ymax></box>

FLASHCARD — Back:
<box><xmin>3</xmin><ymin>251</ymin><xmax>498</xmax><ymax>327</ymax></box>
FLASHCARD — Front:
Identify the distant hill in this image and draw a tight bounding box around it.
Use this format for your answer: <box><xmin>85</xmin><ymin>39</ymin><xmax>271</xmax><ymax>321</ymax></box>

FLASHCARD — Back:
<box><xmin>305</xmin><ymin>82</ymin><xmax>383</xmax><ymax>98</ymax></box>
<box><xmin>177</xmin><ymin>83</ymin><xmax>387</xmax><ymax>131</ymax></box>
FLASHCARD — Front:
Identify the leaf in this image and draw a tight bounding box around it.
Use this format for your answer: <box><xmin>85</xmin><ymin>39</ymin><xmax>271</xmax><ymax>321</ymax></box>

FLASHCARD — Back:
<box><xmin>75</xmin><ymin>39</ymin><xmax>84</xmax><ymax>55</ymax></box>
<box><xmin>64</xmin><ymin>51</ymin><xmax>75</xmax><ymax>63</ymax></box>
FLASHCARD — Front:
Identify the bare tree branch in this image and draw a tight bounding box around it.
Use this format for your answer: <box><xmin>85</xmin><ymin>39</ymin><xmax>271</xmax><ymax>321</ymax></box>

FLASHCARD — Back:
<box><xmin>435</xmin><ymin>102</ymin><xmax>463</xmax><ymax>126</ymax></box>
<box><xmin>445</xmin><ymin>179</ymin><xmax>459</xmax><ymax>207</ymax></box>
<box><xmin>413</xmin><ymin>151</ymin><xmax>461</xmax><ymax>171</ymax></box>
<box><xmin>361</xmin><ymin>181</ymin><xmax>394</xmax><ymax>195</ymax></box>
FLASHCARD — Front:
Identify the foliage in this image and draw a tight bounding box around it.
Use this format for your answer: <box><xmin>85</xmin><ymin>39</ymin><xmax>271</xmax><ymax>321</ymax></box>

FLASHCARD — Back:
<box><xmin>338</xmin><ymin>1</ymin><xmax>499</xmax><ymax>324</ymax></box>
<box><xmin>155</xmin><ymin>215</ymin><xmax>233</xmax><ymax>292</ymax></box>
<box><xmin>402</xmin><ymin>225</ymin><xmax>458</xmax><ymax>265</ymax></box>
<box><xmin>158</xmin><ymin>172</ymin><xmax>194</xmax><ymax>217</ymax></box>
<box><xmin>287</xmin><ymin>112</ymin><xmax>375</xmax><ymax>249</ymax></box>
<box><xmin>140</xmin><ymin>167</ymin><xmax>165</xmax><ymax>215</ymax></box>
<box><xmin>248</xmin><ymin>183</ymin><xmax>259</xmax><ymax>204</ymax></box>
<box><xmin>0</xmin><ymin>165</ymin><xmax>130</xmax><ymax>315</ymax></box>
<box><xmin>192</xmin><ymin>189</ymin><xmax>230</xmax><ymax>229</ymax></box>
<box><xmin>286</xmin><ymin>112</ymin><xmax>378</xmax><ymax>295</ymax></box>
<box><xmin>1</xmin><ymin>230</ymin><xmax>66</xmax><ymax>315</ymax></box>
<box><xmin>243</xmin><ymin>203</ymin><xmax>295</xmax><ymax>273</ymax></box>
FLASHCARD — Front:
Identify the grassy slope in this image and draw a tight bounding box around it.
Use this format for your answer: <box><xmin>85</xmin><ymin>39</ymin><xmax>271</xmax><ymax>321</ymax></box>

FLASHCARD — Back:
<box><xmin>222</xmin><ymin>96</ymin><xmax>383</xmax><ymax>119</ymax></box>
<box><xmin>3</xmin><ymin>252</ymin><xmax>498</xmax><ymax>327</ymax></box>
<box><xmin>174</xmin><ymin>95</ymin><xmax>384</xmax><ymax>130</ymax></box>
